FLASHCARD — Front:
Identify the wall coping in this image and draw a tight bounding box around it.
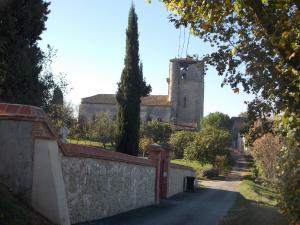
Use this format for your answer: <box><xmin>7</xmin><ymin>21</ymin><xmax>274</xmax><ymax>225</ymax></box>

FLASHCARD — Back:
<box><xmin>61</xmin><ymin>143</ymin><xmax>156</xmax><ymax>167</ymax></box>
<box><xmin>0</xmin><ymin>103</ymin><xmax>156</xmax><ymax>168</ymax></box>
<box><xmin>170</xmin><ymin>163</ymin><xmax>194</xmax><ymax>172</ymax></box>
<box><xmin>0</xmin><ymin>103</ymin><xmax>48</xmax><ymax>121</ymax></box>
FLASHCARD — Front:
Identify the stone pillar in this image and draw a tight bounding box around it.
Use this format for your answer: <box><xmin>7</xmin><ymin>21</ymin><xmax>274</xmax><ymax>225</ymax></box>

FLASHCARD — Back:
<box><xmin>159</xmin><ymin>144</ymin><xmax>172</xmax><ymax>198</ymax></box>
<box><xmin>147</xmin><ymin>144</ymin><xmax>172</xmax><ymax>203</ymax></box>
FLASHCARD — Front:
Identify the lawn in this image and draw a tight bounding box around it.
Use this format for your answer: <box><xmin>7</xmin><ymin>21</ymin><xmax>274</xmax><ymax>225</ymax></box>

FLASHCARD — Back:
<box><xmin>68</xmin><ymin>139</ymin><xmax>115</xmax><ymax>150</ymax></box>
<box><xmin>239</xmin><ymin>178</ymin><xmax>278</xmax><ymax>206</ymax></box>
<box><xmin>171</xmin><ymin>159</ymin><xmax>213</xmax><ymax>179</ymax></box>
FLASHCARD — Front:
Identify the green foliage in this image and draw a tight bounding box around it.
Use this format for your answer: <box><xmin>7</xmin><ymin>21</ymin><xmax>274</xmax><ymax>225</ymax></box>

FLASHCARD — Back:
<box><xmin>160</xmin><ymin>2</ymin><xmax>300</xmax><ymax>223</ymax></box>
<box><xmin>170</xmin><ymin>131</ymin><xmax>196</xmax><ymax>159</ymax></box>
<box><xmin>214</xmin><ymin>155</ymin><xmax>227</xmax><ymax>174</ymax></box>
<box><xmin>47</xmin><ymin>102</ymin><xmax>76</xmax><ymax>130</ymax></box>
<box><xmin>202</xmin><ymin>168</ymin><xmax>220</xmax><ymax>179</ymax></box>
<box><xmin>201</xmin><ymin>112</ymin><xmax>232</xmax><ymax>132</ymax></box>
<box><xmin>140</xmin><ymin>120</ymin><xmax>172</xmax><ymax>144</ymax></box>
<box><xmin>162</xmin><ymin>1</ymin><xmax>300</xmax><ymax>131</ymax></box>
<box><xmin>277</xmin><ymin>137</ymin><xmax>300</xmax><ymax>224</ymax></box>
<box><xmin>0</xmin><ymin>0</ymin><xmax>54</xmax><ymax>107</ymax></box>
<box><xmin>69</xmin><ymin>115</ymin><xmax>88</xmax><ymax>142</ymax></box>
<box><xmin>90</xmin><ymin>112</ymin><xmax>116</xmax><ymax>148</ymax></box>
<box><xmin>184</xmin><ymin>127</ymin><xmax>232</xmax><ymax>165</ymax></box>
<box><xmin>239</xmin><ymin>179</ymin><xmax>279</xmax><ymax>207</ymax></box>
<box><xmin>251</xmin><ymin>133</ymin><xmax>282</xmax><ymax>180</ymax></box>
<box><xmin>171</xmin><ymin>159</ymin><xmax>213</xmax><ymax>179</ymax></box>
<box><xmin>116</xmin><ymin>4</ymin><xmax>151</xmax><ymax>156</ymax></box>
<box><xmin>51</xmin><ymin>86</ymin><xmax>63</xmax><ymax>105</ymax></box>
<box><xmin>139</xmin><ymin>137</ymin><xmax>152</xmax><ymax>156</ymax></box>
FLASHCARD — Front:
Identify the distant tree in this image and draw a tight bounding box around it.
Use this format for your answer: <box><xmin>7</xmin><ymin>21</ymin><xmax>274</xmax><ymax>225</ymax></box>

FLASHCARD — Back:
<box><xmin>51</xmin><ymin>86</ymin><xmax>64</xmax><ymax>105</ymax></box>
<box><xmin>90</xmin><ymin>112</ymin><xmax>116</xmax><ymax>149</ymax></box>
<box><xmin>47</xmin><ymin>102</ymin><xmax>76</xmax><ymax>130</ymax></box>
<box><xmin>201</xmin><ymin>112</ymin><xmax>232</xmax><ymax>132</ymax></box>
<box><xmin>0</xmin><ymin>0</ymin><xmax>54</xmax><ymax>107</ymax></box>
<box><xmin>170</xmin><ymin>131</ymin><xmax>196</xmax><ymax>159</ymax></box>
<box><xmin>184</xmin><ymin>127</ymin><xmax>232</xmax><ymax>165</ymax></box>
<box><xmin>140</xmin><ymin>120</ymin><xmax>172</xmax><ymax>144</ymax></box>
<box><xmin>139</xmin><ymin>137</ymin><xmax>152</xmax><ymax>157</ymax></box>
<box><xmin>116</xmin><ymin>5</ymin><xmax>151</xmax><ymax>155</ymax></box>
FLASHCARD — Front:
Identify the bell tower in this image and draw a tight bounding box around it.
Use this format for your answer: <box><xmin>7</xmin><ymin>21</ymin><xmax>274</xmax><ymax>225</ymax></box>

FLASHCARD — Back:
<box><xmin>167</xmin><ymin>58</ymin><xmax>204</xmax><ymax>128</ymax></box>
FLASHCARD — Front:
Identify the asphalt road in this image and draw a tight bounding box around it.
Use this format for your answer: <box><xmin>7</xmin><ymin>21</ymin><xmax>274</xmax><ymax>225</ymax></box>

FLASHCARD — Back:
<box><xmin>77</xmin><ymin>155</ymin><xmax>247</xmax><ymax>225</ymax></box>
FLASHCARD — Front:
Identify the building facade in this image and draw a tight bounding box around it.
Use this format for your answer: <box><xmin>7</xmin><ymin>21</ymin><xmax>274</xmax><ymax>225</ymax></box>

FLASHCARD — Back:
<box><xmin>79</xmin><ymin>58</ymin><xmax>205</xmax><ymax>130</ymax></box>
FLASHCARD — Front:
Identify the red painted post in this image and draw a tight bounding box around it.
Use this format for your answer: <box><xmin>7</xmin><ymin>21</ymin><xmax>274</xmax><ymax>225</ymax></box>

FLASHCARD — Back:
<box><xmin>159</xmin><ymin>144</ymin><xmax>172</xmax><ymax>198</ymax></box>
<box><xmin>147</xmin><ymin>144</ymin><xmax>162</xmax><ymax>204</ymax></box>
<box><xmin>147</xmin><ymin>144</ymin><xmax>173</xmax><ymax>202</ymax></box>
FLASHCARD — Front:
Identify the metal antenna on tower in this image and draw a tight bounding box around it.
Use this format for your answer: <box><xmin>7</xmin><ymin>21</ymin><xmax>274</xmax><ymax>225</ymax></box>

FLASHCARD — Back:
<box><xmin>177</xmin><ymin>26</ymin><xmax>181</xmax><ymax>58</ymax></box>
<box><xmin>180</xmin><ymin>27</ymin><xmax>186</xmax><ymax>58</ymax></box>
<box><xmin>186</xmin><ymin>27</ymin><xmax>191</xmax><ymax>57</ymax></box>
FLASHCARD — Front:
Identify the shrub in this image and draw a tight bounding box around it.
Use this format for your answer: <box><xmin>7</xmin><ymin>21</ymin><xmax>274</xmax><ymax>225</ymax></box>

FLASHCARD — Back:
<box><xmin>251</xmin><ymin>133</ymin><xmax>282</xmax><ymax>180</ymax></box>
<box><xmin>184</xmin><ymin>127</ymin><xmax>232</xmax><ymax>165</ymax></box>
<box><xmin>215</xmin><ymin>155</ymin><xmax>227</xmax><ymax>174</ymax></box>
<box><xmin>140</xmin><ymin>120</ymin><xmax>172</xmax><ymax>144</ymax></box>
<box><xmin>277</xmin><ymin>138</ymin><xmax>300</xmax><ymax>224</ymax></box>
<box><xmin>170</xmin><ymin>131</ymin><xmax>196</xmax><ymax>159</ymax></box>
<box><xmin>201</xmin><ymin>112</ymin><xmax>232</xmax><ymax>132</ymax></box>
<box><xmin>139</xmin><ymin>137</ymin><xmax>152</xmax><ymax>157</ymax></box>
<box><xmin>203</xmin><ymin>168</ymin><xmax>219</xmax><ymax>179</ymax></box>
<box><xmin>47</xmin><ymin>102</ymin><xmax>76</xmax><ymax>130</ymax></box>
<box><xmin>90</xmin><ymin>112</ymin><xmax>116</xmax><ymax>148</ymax></box>
<box><xmin>171</xmin><ymin>159</ymin><xmax>213</xmax><ymax>178</ymax></box>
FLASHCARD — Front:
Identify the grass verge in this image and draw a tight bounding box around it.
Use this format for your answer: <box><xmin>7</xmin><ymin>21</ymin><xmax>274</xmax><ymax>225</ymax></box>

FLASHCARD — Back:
<box><xmin>68</xmin><ymin>139</ymin><xmax>115</xmax><ymax>150</ymax></box>
<box><xmin>239</xmin><ymin>178</ymin><xmax>278</xmax><ymax>206</ymax></box>
<box><xmin>221</xmin><ymin>162</ymin><xmax>288</xmax><ymax>225</ymax></box>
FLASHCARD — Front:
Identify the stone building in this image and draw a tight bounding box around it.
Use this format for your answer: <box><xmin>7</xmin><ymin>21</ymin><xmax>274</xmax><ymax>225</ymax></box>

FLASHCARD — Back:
<box><xmin>79</xmin><ymin>58</ymin><xmax>205</xmax><ymax>130</ymax></box>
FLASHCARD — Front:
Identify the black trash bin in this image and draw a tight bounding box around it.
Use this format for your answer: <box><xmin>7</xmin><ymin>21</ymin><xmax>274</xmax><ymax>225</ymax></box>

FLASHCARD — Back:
<box><xmin>185</xmin><ymin>176</ymin><xmax>195</xmax><ymax>192</ymax></box>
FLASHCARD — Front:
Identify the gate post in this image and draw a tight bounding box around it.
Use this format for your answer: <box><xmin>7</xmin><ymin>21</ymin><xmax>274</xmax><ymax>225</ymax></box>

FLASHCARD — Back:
<box><xmin>159</xmin><ymin>144</ymin><xmax>172</xmax><ymax>198</ymax></box>
<box><xmin>147</xmin><ymin>144</ymin><xmax>172</xmax><ymax>203</ymax></box>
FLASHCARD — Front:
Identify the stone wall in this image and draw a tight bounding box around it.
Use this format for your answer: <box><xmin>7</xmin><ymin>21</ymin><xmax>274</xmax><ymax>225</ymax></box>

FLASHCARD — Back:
<box><xmin>0</xmin><ymin>103</ymin><xmax>196</xmax><ymax>225</ymax></box>
<box><xmin>169</xmin><ymin>59</ymin><xmax>204</xmax><ymax>125</ymax></box>
<box><xmin>79</xmin><ymin>103</ymin><xmax>117</xmax><ymax>122</ymax></box>
<box><xmin>60</xmin><ymin>144</ymin><xmax>156</xmax><ymax>224</ymax></box>
<box><xmin>140</xmin><ymin>105</ymin><xmax>171</xmax><ymax>122</ymax></box>
<box><xmin>167</xmin><ymin>164</ymin><xmax>196</xmax><ymax>198</ymax></box>
<box><xmin>80</xmin><ymin>103</ymin><xmax>171</xmax><ymax>123</ymax></box>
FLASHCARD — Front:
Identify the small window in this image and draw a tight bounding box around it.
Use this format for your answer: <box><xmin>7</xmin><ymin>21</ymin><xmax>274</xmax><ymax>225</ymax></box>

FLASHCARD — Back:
<box><xmin>183</xmin><ymin>97</ymin><xmax>187</xmax><ymax>108</ymax></box>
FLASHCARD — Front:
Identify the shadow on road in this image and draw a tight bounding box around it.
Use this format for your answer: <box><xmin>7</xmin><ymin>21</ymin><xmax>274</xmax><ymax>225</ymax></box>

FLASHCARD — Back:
<box><xmin>76</xmin><ymin>187</ymin><xmax>239</xmax><ymax>225</ymax></box>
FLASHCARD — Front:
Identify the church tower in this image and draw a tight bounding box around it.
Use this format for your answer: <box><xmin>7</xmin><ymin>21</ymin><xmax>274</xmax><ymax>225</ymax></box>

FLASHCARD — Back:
<box><xmin>167</xmin><ymin>58</ymin><xmax>204</xmax><ymax>128</ymax></box>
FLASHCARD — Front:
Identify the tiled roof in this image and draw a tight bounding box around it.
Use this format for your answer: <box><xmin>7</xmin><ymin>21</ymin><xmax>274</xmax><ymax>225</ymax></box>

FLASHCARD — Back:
<box><xmin>81</xmin><ymin>94</ymin><xmax>170</xmax><ymax>106</ymax></box>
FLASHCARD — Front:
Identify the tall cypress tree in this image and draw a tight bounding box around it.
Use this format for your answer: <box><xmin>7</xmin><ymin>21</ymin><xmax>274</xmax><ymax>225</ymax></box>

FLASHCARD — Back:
<box><xmin>116</xmin><ymin>5</ymin><xmax>151</xmax><ymax>155</ymax></box>
<box><xmin>0</xmin><ymin>0</ymin><xmax>51</xmax><ymax>107</ymax></box>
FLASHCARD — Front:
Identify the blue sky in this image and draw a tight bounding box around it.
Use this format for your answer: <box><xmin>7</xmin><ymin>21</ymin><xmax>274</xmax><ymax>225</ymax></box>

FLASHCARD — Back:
<box><xmin>39</xmin><ymin>0</ymin><xmax>253</xmax><ymax>117</ymax></box>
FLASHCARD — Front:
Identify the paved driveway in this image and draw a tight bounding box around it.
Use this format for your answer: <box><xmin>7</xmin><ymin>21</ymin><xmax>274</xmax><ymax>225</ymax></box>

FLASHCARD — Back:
<box><xmin>77</xmin><ymin>156</ymin><xmax>247</xmax><ymax>225</ymax></box>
